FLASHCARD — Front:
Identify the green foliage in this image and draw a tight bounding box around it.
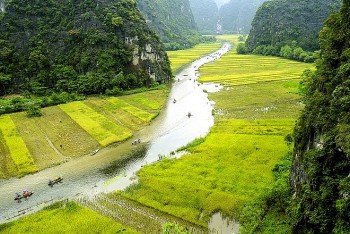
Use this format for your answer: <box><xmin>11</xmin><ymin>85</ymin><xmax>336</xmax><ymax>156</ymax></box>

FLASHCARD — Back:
<box><xmin>163</xmin><ymin>223</ymin><xmax>190</xmax><ymax>234</ymax></box>
<box><xmin>290</xmin><ymin>1</ymin><xmax>350</xmax><ymax>233</ymax></box>
<box><xmin>246</xmin><ymin>0</ymin><xmax>341</xmax><ymax>53</ymax></box>
<box><xmin>25</xmin><ymin>102</ymin><xmax>42</xmax><ymax>117</ymax></box>
<box><xmin>0</xmin><ymin>0</ymin><xmax>171</xmax><ymax>97</ymax></box>
<box><xmin>236</xmin><ymin>43</ymin><xmax>249</xmax><ymax>54</ymax></box>
<box><xmin>136</xmin><ymin>0</ymin><xmax>206</xmax><ymax>50</ymax></box>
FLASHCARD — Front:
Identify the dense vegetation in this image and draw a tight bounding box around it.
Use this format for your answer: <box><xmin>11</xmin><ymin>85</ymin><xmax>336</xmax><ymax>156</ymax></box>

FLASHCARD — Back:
<box><xmin>189</xmin><ymin>0</ymin><xmax>219</xmax><ymax>35</ymax></box>
<box><xmin>289</xmin><ymin>0</ymin><xmax>350</xmax><ymax>232</ymax></box>
<box><xmin>219</xmin><ymin>0</ymin><xmax>267</xmax><ymax>34</ymax></box>
<box><xmin>0</xmin><ymin>0</ymin><xmax>171</xmax><ymax>98</ymax></box>
<box><xmin>136</xmin><ymin>0</ymin><xmax>213</xmax><ymax>51</ymax></box>
<box><xmin>246</xmin><ymin>0</ymin><xmax>341</xmax><ymax>61</ymax></box>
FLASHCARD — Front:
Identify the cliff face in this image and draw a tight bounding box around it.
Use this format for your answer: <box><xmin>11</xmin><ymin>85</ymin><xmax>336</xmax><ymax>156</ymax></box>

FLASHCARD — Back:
<box><xmin>189</xmin><ymin>0</ymin><xmax>219</xmax><ymax>34</ymax></box>
<box><xmin>0</xmin><ymin>0</ymin><xmax>171</xmax><ymax>95</ymax></box>
<box><xmin>290</xmin><ymin>0</ymin><xmax>350</xmax><ymax>232</ymax></box>
<box><xmin>246</xmin><ymin>0</ymin><xmax>341</xmax><ymax>52</ymax></box>
<box><xmin>219</xmin><ymin>0</ymin><xmax>266</xmax><ymax>34</ymax></box>
<box><xmin>136</xmin><ymin>0</ymin><xmax>201</xmax><ymax>50</ymax></box>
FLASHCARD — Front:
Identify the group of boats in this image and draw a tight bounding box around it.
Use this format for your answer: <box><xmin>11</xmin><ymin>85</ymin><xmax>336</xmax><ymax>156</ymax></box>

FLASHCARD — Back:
<box><xmin>14</xmin><ymin>176</ymin><xmax>63</xmax><ymax>202</ymax></box>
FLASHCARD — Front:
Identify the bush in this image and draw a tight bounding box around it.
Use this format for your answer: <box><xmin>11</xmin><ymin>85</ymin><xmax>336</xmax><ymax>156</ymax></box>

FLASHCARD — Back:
<box><xmin>236</xmin><ymin>43</ymin><xmax>249</xmax><ymax>54</ymax></box>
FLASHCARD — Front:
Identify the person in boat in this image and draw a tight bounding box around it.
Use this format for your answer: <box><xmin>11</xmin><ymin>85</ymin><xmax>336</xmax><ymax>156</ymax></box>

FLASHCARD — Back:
<box><xmin>173</xmin><ymin>98</ymin><xmax>176</xmax><ymax>103</ymax></box>
<box><xmin>15</xmin><ymin>192</ymin><xmax>21</xmax><ymax>199</ymax></box>
<box><xmin>137</xmin><ymin>138</ymin><xmax>141</xmax><ymax>143</ymax></box>
<box><xmin>48</xmin><ymin>178</ymin><xmax>54</xmax><ymax>185</ymax></box>
<box><xmin>22</xmin><ymin>189</ymin><xmax>30</xmax><ymax>198</ymax></box>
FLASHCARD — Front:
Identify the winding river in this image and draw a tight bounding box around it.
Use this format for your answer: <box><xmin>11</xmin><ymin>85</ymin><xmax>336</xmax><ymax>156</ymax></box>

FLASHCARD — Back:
<box><xmin>0</xmin><ymin>43</ymin><xmax>232</xmax><ymax>227</ymax></box>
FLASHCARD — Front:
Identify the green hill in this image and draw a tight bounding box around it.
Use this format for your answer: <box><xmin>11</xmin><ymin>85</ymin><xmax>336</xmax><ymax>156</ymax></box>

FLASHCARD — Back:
<box><xmin>246</xmin><ymin>0</ymin><xmax>341</xmax><ymax>52</ymax></box>
<box><xmin>0</xmin><ymin>0</ymin><xmax>171</xmax><ymax>96</ymax></box>
<box><xmin>136</xmin><ymin>0</ymin><xmax>206</xmax><ymax>50</ymax></box>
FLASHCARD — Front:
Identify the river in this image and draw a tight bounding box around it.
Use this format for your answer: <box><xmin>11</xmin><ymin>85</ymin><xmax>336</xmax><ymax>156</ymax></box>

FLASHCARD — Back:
<box><xmin>0</xmin><ymin>43</ymin><xmax>232</xmax><ymax>226</ymax></box>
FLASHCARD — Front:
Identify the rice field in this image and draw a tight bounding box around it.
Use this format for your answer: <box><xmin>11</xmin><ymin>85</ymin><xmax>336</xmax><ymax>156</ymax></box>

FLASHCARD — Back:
<box><xmin>0</xmin><ymin>89</ymin><xmax>168</xmax><ymax>178</ymax></box>
<box><xmin>199</xmin><ymin>53</ymin><xmax>312</xmax><ymax>86</ymax></box>
<box><xmin>0</xmin><ymin>115</ymin><xmax>37</xmax><ymax>177</ymax></box>
<box><xmin>121</xmin><ymin>35</ymin><xmax>312</xmax><ymax>227</ymax></box>
<box><xmin>0</xmin><ymin>201</ymin><xmax>138</xmax><ymax>234</ymax></box>
<box><xmin>167</xmin><ymin>42</ymin><xmax>222</xmax><ymax>72</ymax></box>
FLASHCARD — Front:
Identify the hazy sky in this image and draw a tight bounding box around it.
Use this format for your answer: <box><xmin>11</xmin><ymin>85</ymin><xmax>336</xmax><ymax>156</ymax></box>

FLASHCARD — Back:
<box><xmin>215</xmin><ymin>0</ymin><xmax>231</xmax><ymax>8</ymax></box>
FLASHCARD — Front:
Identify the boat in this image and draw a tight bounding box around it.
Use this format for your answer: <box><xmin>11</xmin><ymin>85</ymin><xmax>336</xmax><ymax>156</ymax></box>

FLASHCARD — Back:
<box><xmin>90</xmin><ymin>148</ymin><xmax>99</xmax><ymax>156</ymax></box>
<box><xmin>14</xmin><ymin>191</ymin><xmax>33</xmax><ymax>201</ymax></box>
<box><xmin>48</xmin><ymin>176</ymin><xmax>63</xmax><ymax>187</ymax></box>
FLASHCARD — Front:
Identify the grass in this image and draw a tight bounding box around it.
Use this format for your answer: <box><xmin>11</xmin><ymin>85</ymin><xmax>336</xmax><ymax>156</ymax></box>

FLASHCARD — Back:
<box><xmin>0</xmin><ymin>115</ymin><xmax>37</xmax><ymax>177</ymax></box>
<box><xmin>59</xmin><ymin>101</ymin><xmax>133</xmax><ymax>147</ymax></box>
<box><xmin>0</xmin><ymin>201</ymin><xmax>138</xmax><ymax>234</ymax></box>
<box><xmin>167</xmin><ymin>42</ymin><xmax>222</xmax><ymax>72</ymax></box>
<box><xmin>121</xmin><ymin>35</ymin><xmax>311</xmax><ymax>228</ymax></box>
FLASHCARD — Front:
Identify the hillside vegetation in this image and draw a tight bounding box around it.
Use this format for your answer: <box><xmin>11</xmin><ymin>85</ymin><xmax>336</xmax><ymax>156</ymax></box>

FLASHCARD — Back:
<box><xmin>137</xmin><ymin>0</ymin><xmax>212</xmax><ymax>51</ymax></box>
<box><xmin>0</xmin><ymin>88</ymin><xmax>168</xmax><ymax>178</ymax></box>
<box><xmin>246</xmin><ymin>0</ymin><xmax>341</xmax><ymax>54</ymax></box>
<box><xmin>0</xmin><ymin>0</ymin><xmax>171</xmax><ymax>97</ymax></box>
<box><xmin>289</xmin><ymin>0</ymin><xmax>350</xmax><ymax>232</ymax></box>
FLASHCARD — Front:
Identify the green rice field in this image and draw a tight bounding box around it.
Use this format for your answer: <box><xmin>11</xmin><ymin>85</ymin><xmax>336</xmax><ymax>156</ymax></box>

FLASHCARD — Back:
<box><xmin>0</xmin><ymin>201</ymin><xmax>138</xmax><ymax>234</ymax></box>
<box><xmin>0</xmin><ymin>89</ymin><xmax>168</xmax><ymax>178</ymax></box>
<box><xmin>122</xmin><ymin>35</ymin><xmax>312</xmax><ymax>227</ymax></box>
<box><xmin>167</xmin><ymin>42</ymin><xmax>222</xmax><ymax>72</ymax></box>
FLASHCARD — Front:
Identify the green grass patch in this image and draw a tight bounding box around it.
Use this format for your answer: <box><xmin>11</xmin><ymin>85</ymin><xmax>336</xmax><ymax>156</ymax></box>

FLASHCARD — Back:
<box><xmin>167</xmin><ymin>42</ymin><xmax>222</xmax><ymax>73</ymax></box>
<box><xmin>124</xmin><ymin>119</ymin><xmax>294</xmax><ymax>225</ymax></box>
<box><xmin>59</xmin><ymin>101</ymin><xmax>132</xmax><ymax>147</ymax></box>
<box><xmin>0</xmin><ymin>201</ymin><xmax>138</xmax><ymax>234</ymax></box>
<box><xmin>0</xmin><ymin>115</ymin><xmax>37</xmax><ymax>177</ymax></box>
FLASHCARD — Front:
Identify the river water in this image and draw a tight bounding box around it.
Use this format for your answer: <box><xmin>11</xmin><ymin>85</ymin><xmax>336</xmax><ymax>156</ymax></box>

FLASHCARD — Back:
<box><xmin>0</xmin><ymin>43</ymin><xmax>232</xmax><ymax>227</ymax></box>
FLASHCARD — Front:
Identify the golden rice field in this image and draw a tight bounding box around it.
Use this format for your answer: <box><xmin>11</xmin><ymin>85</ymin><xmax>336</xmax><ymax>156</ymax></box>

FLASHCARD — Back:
<box><xmin>0</xmin><ymin>89</ymin><xmax>168</xmax><ymax>178</ymax></box>
<box><xmin>122</xmin><ymin>35</ymin><xmax>312</xmax><ymax>227</ymax></box>
<box><xmin>199</xmin><ymin>53</ymin><xmax>312</xmax><ymax>86</ymax></box>
<box><xmin>167</xmin><ymin>42</ymin><xmax>222</xmax><ymax>72</ymax></box>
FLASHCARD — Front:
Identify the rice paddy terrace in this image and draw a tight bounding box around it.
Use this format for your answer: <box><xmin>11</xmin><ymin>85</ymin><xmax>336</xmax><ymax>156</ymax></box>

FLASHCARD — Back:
<box><xmin>0</xmin><ymin>89</ymin><xmax>168</xmax><ymax>179</ymax></box>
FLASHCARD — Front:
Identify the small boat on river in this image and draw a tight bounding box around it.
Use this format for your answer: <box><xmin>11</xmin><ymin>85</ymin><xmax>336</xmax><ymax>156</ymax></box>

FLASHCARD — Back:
<box><xmin>14</xmin><ymin>190</ymin><xmax>33</xmax><ymax>201</ymax></box>
<box><xmin>90</xmin><ymin>149</ymin><xmax>100</xmax><ymax>156</ymax></box>
<box><xmin>48</xmin><ymin>176</ymin><xmax>63</xmax><ymax>187</ymax></box>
